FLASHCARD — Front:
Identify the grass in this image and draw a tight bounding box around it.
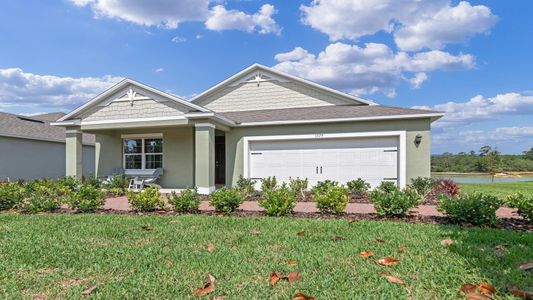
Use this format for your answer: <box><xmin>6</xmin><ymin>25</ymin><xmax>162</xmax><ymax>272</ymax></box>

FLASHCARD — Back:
<box><xmin>459</xmin><ymin>181</ymin><xmax>533</xmax><ymax>198</ymax></box>
<box><xmin>0</xmin><ymin>214</ymin><xmax>531</xmax><ymax>299</ymax></box>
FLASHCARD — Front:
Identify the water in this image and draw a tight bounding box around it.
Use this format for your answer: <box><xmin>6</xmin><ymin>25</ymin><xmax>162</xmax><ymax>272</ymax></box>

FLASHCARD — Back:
<box><xmin>432</xmin><ymin>175</ymin><xmax>533</xmax><ymax>184</ymax></box>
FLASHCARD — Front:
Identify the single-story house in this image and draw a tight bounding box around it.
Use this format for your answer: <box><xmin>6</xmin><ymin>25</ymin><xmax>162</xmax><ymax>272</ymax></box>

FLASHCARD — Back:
<box><xmin>0</xmin><ymin>112</ymin><xmax>95</xmax><ymax>181</ymax></box>
<box><xmin>52</xmin><ymin>64</ymin><xmax>443</xmax><ymax>193</ymax></box>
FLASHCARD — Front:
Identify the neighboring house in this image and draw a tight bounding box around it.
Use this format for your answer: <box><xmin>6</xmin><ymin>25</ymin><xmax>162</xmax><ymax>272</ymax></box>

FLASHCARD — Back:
<box><xmin>52</xmin><ymin>64</ymin><xmax>443</xmax><ymax>194</ymax></box>
<box><xmin>0</xmin><ymin>112</ymin><xmax>95</xmax><ymax>181</ymax></box>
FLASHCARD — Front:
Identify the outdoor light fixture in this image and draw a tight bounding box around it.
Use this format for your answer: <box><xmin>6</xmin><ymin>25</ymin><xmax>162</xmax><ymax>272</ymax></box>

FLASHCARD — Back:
<box><xmin>414</xmin><ymin>134</ymin><xmax>422</xmax><ymax>148</ymax></box>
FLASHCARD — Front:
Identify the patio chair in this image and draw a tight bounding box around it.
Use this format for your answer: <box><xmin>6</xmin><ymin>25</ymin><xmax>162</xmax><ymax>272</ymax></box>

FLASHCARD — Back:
<box><xmin>126</xmin><ymin>168</ymin><xmax>164</xmax><ymax>190</ymax></box>
<box><xmin>100</xmin><ymin>168</ymin><xmax>125</xmax><ymax>185</ymax></box>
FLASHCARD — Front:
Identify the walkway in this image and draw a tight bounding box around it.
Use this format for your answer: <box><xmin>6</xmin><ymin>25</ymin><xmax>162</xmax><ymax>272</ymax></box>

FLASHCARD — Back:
<box><xmin>103</xmin><ymin>197</ymin><xmax>519</xmax><ymax>219</ymax></box>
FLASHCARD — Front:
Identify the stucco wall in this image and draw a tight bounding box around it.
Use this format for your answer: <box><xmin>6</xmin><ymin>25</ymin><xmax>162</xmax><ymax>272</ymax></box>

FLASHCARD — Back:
<box><xmin>197</xmin><ymin>80</ymin><xmax>354</xmax><ymax>112</ymax></box>
<box><xmin>0</xmin><ymin>136</ymin><xmax>95</xmax><ymax>181</ymax></box>
<box><xmin>224</xmin><ymin>118</ymin><xmax>432</xmax><ymax>187</ymax></box>
<box><xmin>93</xmin><ymin>127</ymin><xmax>194</xmax><ymax>188</ymax></box>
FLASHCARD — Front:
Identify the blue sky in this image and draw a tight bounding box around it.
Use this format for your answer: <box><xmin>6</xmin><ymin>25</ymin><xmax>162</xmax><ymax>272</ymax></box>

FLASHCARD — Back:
<box><xmin>0</xmin><ymin>0</ymin><xmax>532</xmax><ymax>154</ymax></box>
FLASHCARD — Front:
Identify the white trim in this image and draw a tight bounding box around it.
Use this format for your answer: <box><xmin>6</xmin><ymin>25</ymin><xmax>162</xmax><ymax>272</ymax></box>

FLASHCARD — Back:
<box><xmin>242</xmin><ymin>131</ymin><xmax>407</xmax><ymax>188</ymax></box>
<box><xmin>191</xmin><ymin>64</ymin><xmax>376</xmax><ymax>106</ymax></box>
<box><xmin>121</xmin><ymin>133</ymin><xmax>163</xmax><ymax>138</ymax></box>
<box><xmin>122</xmin><ymin>137</ymin><xmax>164</xmax><ymax>170</ymax></box>
<box><xmin>185</xmin><ymin>112</ymin><xmax>237</xmax><ymax>127</ymax></box>
<box><xmin>194</xmin><ymin>123</ymin><xmax>216</xmax><ymax>129</ymax></box>
<box><xmin>66</xmin><ymin>129</ymin><xmax>82</xmax><ymax>134</ymax></box>
<box><xmin>236</xmin><ymin>113</ymin><xmax>444</xmax><ymax>127</ymax></box>
<box><xmin>197</xmin><ymin>186</ymin><xmax>216</xmax><ymax>195</ymax></box>
<box><xmin>51</xmin><ymin>119</ymin><xmax>81</xmax><ymax>126</ymax></box>
<box><xmin>58</xmin><ymin>78</ymin><xmax>209</xmax><ymax>122</ymax></box>
<box><xmin>81</xmin><ymin>115</ymin><xmax>186</xmax><ymax>126</ymax></box>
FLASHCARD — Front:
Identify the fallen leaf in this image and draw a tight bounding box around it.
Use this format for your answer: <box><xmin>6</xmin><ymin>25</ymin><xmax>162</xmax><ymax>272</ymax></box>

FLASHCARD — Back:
<box><xmin>207</xmin><ymin>244</ymin><xmax>215</xmax><ymax>253</ymax></box>
<box><xmin>380</xmin><ymin>272</ymin><xmax>405</xmax><ymax>285</ymax></box>
<box><xmin>292</xmin><ymin>292</ymin><xmax>316</xmax><ymax>300</ymax></box>
<box><xmin>464</xmin><ymin>292</ymin><xmax>489</xmax><ymax>300</ymax></box>
<box><xmin>509</xmin><ymin>286</ymin><xmax>533</xmax><ymax>299</ymax></box>
<box><xmin>213</xmin><ymin>297</ymin><xmax>225</xmax><ymax>300</ymax></box>
<box><xmin>359</xmin><ymin>251</ymin><xmax>374</xmax><ymax>259</ymax></box>
<box><xmin>287</xmin><ymin>260</ymin><xmax>298</xmax><ymax>266</ymax></box>
<box><xmin>461</xmin><ymin>284</ymin><xmax>478</xmax><ymax>294</ymax></box>
<box><xmin>141</xmin><ymin>225</ymin><xmax>152</xmax><ymax>231</ymax></box>
<box><xmin>377</xmin><ymin>257</ymin><xmax>400</xmax><ymax>266</ymax></box>
<box><xmin>493</xmin><ymin>243</ymin><xmax>508</xmax><ymax>251</ymax></box>
<box><xmin>33</xmin><ymin>294</ymin><xmax>47</xmax><ymax>300</ymax></box>
<box><xmin>348</xmin><ymin>219</ymin><xmax>358</xmax><ymax>224</ymax></box>
<box><xmin>477</xmin><ymin>283</ymin><xmax>496</xmax><ymax>296</ymax></box>
<box><xmin>194</xmin><ymin>274</ymin><xmax>215</xmax><ymax>296</ymax></box>
<box><xmin>397</xmin><ymin>246</ymin><xmax>407</xmax><ymax>252</ymax></box>
<box><xmin>81</xmin><ymin>285</ymin><xmax>97</xmax><ymax>296</ymax></box>
<box><xmin>331</xmin><ymin>236</ymin><xmax>346</xmax><ymax>241</ymax></box>
<box><xmin>297</xmin><ymin>230</ymin><xmax>305</xmax><ymax>236</ymax></box>
<box><xmin>269</xmin><ymin>272</ymin><xmax>282</xmax><ymax>286</ymax></box>
<box><xmin>520</xmin><ymin>262</ymin><xmax>533</xmax><ymax>271</ymax></box>
<box><xmin>249</xmin><ymin>230</ymin><xmax>261</xmax><ymax>235</ymax></box>
<box><xmin>166</xmin><ymin>260</ymin><xmax>173</xmax><ymax>267</ymax></box>
<box><xmin>288</xmin><ymin>271</ymin><xmax>300</xmax><ymax>283</ymax></box>
<box><xmin>440</xmin><ymin>239</ymin><xmax>454</xmax><ymax>246</ymax></box>
<box><xmin>460</xmin><ymin>283</ymin><xmax>497</xmax><ymax>299</ymax></box>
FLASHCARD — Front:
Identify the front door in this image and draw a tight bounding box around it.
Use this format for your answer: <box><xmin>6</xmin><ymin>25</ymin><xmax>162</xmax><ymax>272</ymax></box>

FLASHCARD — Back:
<box><xmin>215</xmin><ymin>136</ymin><xmax>226</xmax><ymax>185</ymax></box>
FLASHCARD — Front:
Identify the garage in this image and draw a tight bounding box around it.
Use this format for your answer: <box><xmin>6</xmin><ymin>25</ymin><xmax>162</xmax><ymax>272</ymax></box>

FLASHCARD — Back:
<box><xmin>246</xmin><ymin>134</ymin><xmax>402</xmax><ymax>188</ymax></box>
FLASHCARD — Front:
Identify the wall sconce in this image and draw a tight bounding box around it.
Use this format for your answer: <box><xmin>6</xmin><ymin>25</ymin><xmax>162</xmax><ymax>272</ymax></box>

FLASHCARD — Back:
<box><xmin>414</xmin><ymin>134</ymin><xmax>422</xmax><ymax>148</ymax></box>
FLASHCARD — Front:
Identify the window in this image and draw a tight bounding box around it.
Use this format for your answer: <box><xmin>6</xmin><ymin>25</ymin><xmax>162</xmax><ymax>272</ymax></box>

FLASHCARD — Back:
<box><xmin>123</xmin><ymin>137</ymin><xmax>163</xmax><ymax>169</ymax></box>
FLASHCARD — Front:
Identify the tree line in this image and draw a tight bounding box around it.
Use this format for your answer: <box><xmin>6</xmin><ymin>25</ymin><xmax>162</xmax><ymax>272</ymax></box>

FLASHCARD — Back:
<box><xmin>432</xmin><ymin>147</ymin><xmax>533</xmax><ymax>173</ymax></box>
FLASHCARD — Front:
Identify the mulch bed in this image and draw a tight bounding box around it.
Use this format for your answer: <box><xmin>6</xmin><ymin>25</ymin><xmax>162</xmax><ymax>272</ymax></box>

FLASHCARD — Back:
<box><xmin>241</xmin><ymin>192</ymin><xmax>438</xmax><ymax>205</ymax></box>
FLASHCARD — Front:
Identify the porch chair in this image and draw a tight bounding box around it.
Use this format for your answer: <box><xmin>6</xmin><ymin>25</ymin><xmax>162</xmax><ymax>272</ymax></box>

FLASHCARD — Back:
<box><xmin>127</xmin><ymin>168</ymin><xmax>164</xmax><ymax>190</ymax></box>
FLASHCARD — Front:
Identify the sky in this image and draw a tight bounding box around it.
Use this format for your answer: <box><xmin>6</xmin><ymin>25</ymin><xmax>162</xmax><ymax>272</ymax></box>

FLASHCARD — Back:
<box><xmin>0</xmin><ymin>0</ymin><xmax>532</xmax><ymax>154</ymax></box>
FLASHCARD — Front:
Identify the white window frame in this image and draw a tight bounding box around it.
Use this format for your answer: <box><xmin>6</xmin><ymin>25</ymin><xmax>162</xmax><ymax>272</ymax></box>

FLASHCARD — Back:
<box><xmin>122</xmin><ymin>134</ymin><xmax>163</xmax><ymax>170</ymax></box>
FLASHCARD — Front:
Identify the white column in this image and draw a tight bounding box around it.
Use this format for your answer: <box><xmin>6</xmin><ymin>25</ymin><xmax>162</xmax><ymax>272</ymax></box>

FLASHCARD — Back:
<box><xmin>194</xmin><ymin>123</ymin><xmax>216</xmax><ymax>194</ymax></box>
<box><xmin>66</xmin><ymin>128</ymin><xmax>83</xmax><ymax>180</ymax></box>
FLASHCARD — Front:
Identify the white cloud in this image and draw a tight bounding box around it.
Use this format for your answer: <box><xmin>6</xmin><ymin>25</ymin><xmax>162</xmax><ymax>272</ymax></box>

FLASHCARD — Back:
<box><xmin>414</xmin><ymin>92</ymin><xmax>533</xmax><ymax>127</ymax></box>
<box><xmin>300</xmin><ymin>0</ymin><xmax>497</xmax><ymax>51</ymax></box>
<box><xmin>205</xmin><ymin>4</ymin><xmax>281</xmax><ymax>35</ymax></box>
<box><xmin>0</xmin><ymin>68</ymin><xmax>122</xmax><ymax>110</ymax></box>
<box><xmin>171</xmin><ymin>36</ymin><xmax>187</xmax><ymax>43</ymax></box>
<box><xmin>154</xmin><ymin>68</ymin><xmax>164</xmax><ymax>73</ymax></box>
<box><xmin>409</xmin><ymin>72</ymin><xmax>428</xmax><ymax>89</ymax></box>
<box><xmin>273</xmin><ymin>43</ymin><xmax>474</xmax><ymax>97</ymax></box>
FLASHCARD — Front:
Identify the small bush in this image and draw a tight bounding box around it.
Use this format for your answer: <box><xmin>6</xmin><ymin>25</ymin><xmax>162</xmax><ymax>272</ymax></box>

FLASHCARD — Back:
<box><xmin>67</xmin><ymin>183</ymin><xmax>106</xmax><ymax>212</ymax></box>
<box><xmin>370</xmin><ymin>188</ymin><xmax>421</xmax><ymax>217</ymax></box>
<box><xmin>260</xmin><ymin>183</ymin><xmax>297</xmax><ymax>216</ymax></box>
<box><xmin>210</xmin><ymin>187</ymin><xmax>244</xmax><ymax>214</ymax></box>
<box><xmin>425</xmin><ymin>179</ymin><xmax>460</xmax><ymax>202</ymax></box>
<box><xmin>376</xmin><ymin>181</ymin><xmax>399</xmax><ymax>193</ymax></box>
<box><xmin>506</xmin><ymin>193</ymin><xmax>533</xmax><ymax>222</ymax></box>
<box><xmin>169</xmin><ymin>188</ymin><xmax>201</xmax><ymax>213</ymax></box>
<box><xmin>261</xmin><ymin>176</ymin><xmax>277</xmax><ymax>192</ymax></box>
<box><xmin>19</xmin><ymin>180</ymin><xmax>64</xmax><ymax>213</ymax></box>
<box><xmin>346</xmin><ymin>178</ymin><xmax>370</xmax><ymax>197</ymax></box>
<box><xmin>56</xmin><ymin>176</ymin><xmax>79</xmax><ymax>190</ymax></box>
<box><xmin>311</xmin><ymin>180</ymin><xmax>339</xmax><ymax>195</ymax></box>
<box><xmin>236</xmin><ymin>175</ymin><xmax>256</xmax><ymax>199</ymax></box>
<box><xmin>104</xmin><ymin>175</ymin><xmax>129</xmax><ymax>195</ymax></box>
<box><xmin>289</xmin><ymin>177</ymin><xmax>308</xmax><ymax>200</ymax></box>
<box><xmin>314</xmin><ymin>185</ymin><xmax>349</xmax><ymax>214</ymax></box>
<box><xmin>409</xmin><ymin>177</ymin><xmax>434</xmax><ymax>196</ymax></box>
<box><xmin>83</xmin><ymin>174</ymin><xmax>101</xmax><ymax>189</ymax></box>
<box><xmin>438</xmin><ymin>193</ymin><xmax>503</xmax><ymax>225</ymax></box>
<box><xmin>126</xmin><ymin>186</ymin><xmax>164</xmax><ymax>212</ymax></box>
<box><xmin>0</xmin><ymin>182</ymin><xmax>24</xmax><ymax>210</ymax></box>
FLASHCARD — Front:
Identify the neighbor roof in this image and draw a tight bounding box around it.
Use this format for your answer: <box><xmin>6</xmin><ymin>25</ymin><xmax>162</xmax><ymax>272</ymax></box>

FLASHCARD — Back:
<box><xmin>0</xmin><ymin>112</ymin><xmax>95</xmax><ymax>145</ymax></box>
<box><xmin>220</xmin><ymin>105</ymin><xmax>443</xmax><ymax>126</ymax></box>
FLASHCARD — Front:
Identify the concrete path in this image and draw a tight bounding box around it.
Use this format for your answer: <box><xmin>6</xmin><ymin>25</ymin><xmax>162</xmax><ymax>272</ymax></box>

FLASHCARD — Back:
<box><xmin>103</xmin><ymin>197</ymin><xmax>519</xmax><ymax>219</ymax></box>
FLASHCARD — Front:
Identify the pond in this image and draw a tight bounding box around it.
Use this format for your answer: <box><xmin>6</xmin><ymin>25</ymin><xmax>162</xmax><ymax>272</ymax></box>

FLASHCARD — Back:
<box><xmin>432</xmin><ymin>174</ymin><xmax>533</xmax><ymax>183</ymax></box>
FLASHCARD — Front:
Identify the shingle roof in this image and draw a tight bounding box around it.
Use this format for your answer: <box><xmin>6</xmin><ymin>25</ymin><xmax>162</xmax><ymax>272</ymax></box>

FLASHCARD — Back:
<box><xmin>219</xmin><ymin>105</ymin><xmax>442</xmax><ymax>124</ymax></box>
<box><xmin>0</xmin><ymin>112</ymin><xmax>95</xmax><ymax>145</ymax></box>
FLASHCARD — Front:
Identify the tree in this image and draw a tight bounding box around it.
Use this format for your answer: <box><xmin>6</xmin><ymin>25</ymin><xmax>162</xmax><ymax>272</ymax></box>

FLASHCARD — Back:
<box><xmin>483</xmin><ymin>147</ymin><xmax>502</xmax><ymax>182</ymax></box>
<box><xmin>523</xmin><ymin>148</ymin><xmax>533</xmax><ymax>160</ymax></box>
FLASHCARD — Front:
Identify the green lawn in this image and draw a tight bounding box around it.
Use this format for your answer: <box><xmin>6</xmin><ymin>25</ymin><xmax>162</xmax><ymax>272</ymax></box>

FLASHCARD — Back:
<box><xmin>0</xmin><ymin>215</ymin><xmax>531</xmax><ymax>299</ymax></box>
<box><xmin>458</xmin><ymin>181</ymin><xmax>533</xmax><ymax>198</ymax></box>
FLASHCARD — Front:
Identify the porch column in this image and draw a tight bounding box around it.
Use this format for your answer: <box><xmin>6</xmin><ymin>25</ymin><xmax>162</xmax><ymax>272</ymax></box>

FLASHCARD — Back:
<box><xmin>194</xmin><ymin>123</ymin><xmax>215</xmax><ymax>194</ymax></box>
<box><xmin>65</xmin><ymin>127</ymin><xmax>83</xmax><ymax>180</ymax></box>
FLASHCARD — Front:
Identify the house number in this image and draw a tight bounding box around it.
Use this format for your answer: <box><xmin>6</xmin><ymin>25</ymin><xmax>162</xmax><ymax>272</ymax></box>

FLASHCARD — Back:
<box><xmin>315</xmin><ymin>134</ymin><xmax>324</xmax><ymax>138</ymax></box>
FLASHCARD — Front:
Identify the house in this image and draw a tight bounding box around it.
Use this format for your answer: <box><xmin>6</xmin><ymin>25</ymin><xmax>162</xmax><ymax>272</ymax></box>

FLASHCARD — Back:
<box><xmin>0</xmin><ymin>112</ymin><xmax>95</xmax><ymax>181</ymax></box>
<box><xmin>52</xmin><ymin>64</ymin><xmax>443</xmax><ymax>193</ymax></box>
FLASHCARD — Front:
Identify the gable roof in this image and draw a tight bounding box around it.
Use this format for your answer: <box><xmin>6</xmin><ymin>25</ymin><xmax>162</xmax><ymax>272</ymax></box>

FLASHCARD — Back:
<box><xmin>58</xmin><ymin>78</ymin><xmax>210</xmax><ymax>122</ymax></box>
<box><xmin>190</xmin><ymin>64</ymin><xmax>376</xmax><ymax>106</ymax></box>
<box><xmin>0</xmin><ymin>112</ymin><xmax>95</xmax><ymax>145</ymax></box>
<box><xmin>220</xmin><ymin>105</ymin><xmax>443</xmax><ymax>126</ymax></box>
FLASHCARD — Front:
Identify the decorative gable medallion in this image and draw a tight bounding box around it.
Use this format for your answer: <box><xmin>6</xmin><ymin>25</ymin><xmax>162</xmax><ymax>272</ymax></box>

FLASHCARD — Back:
<box><xmin>229</xmin><ymin>71</ymin><xmax>289</xmax><ymax>87</ymax></box>
<box><xmin>99</xmin><ymin>87</ymin><xmax>157</xmax><ymax>107</ymax></box>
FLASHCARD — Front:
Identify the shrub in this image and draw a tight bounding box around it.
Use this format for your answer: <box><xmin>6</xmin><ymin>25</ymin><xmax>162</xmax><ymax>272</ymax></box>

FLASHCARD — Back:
<box><xmin>104</xmin><ymin>175</ymin><xmax>129</xmax><ymax>196</ymax></box>
<box><xmin>314</xmin><ymin>185</ymin><xmax>350</xmax><ymax>214</ymax></box>
<box><xmin>260</xmin><ymin>183</ymin><xmax>297</xmax><ymax>216</ymax></box>
<box><xmin>311</xmin><ymin>180</ymin><xmax>339</xmax><ymax>195</ymax></box>
<box><xmin>67</xmin><ymin>183</ymin><xmax>106</xmax><ymax>212</ymax></box>
<box><xmin>126</xmin><ymin>186</ymin><xmax>164</xmax><ymax>212</ymax></box>
<box><xmin>0</xmin><ymin>182</ymin><xmax>24</xmax><ymax>210</ymax></box>
<box><xmin>236</xmin><ymin>175</ymin><xmax>256</xmax><ymax>199</ymax></box>
<box><xmin>83</xmin><ymin>174</ymin><xmax>101</xmax><ymax>189</ymax></box>
<box><xmin>56</xmin><ymin>176</ymin><xmax>80</xmax><ymax>190</ymax></box>
<box><xmin>426</xmin><ymin>179</ymin><xmax>460</xmax><ymax>201</ymax></box>
<box><xmin>169</xmin><ymin>188</ymin><xmax>201</xmax><ymax>213</ymax></box>
<box><xmin>370</xmin><ymin>188</ymin><xmax>421</xmax><ymax>217</ymax></box>
<box><xmin>289</xmin><ymin>177</ymin><xmax>308</xmax><ymax>200</ymax></box>
<box><xmin>19</xmin><ymin>180</ymin><xmax>64</xmax><ymax>213</ymax></box>
<box><xmin>409</xmin><ymin>177</ymin><xmax>435</xmax><ymax>196</ymax></box>
<box><xmin>506</xmin><ymin>193</ymin><xmax>533</xmax><ymax>222</ymax></box>
<box><xmin>210</xmin><ymin>187</ymin><xmax>244</xmax><ymax>214</ymax></box>
<box><xmin>346</xmin><ymin>178</ymin><xmax>370</xmax><ymax>197</ymax></box>
<box><xmin>376</xmin><ymin>181</ymin><xmax>399</xmax><ymax>193</ymax></box>
<box><xmin>438</xmin><ymin>193</ymin><xmax>503</xmax><ymax>226</ymax></box>
<box><xmin>261</xmin><ymin>176</ymin><xmax>277</xmax><ymax>192</ymax></box>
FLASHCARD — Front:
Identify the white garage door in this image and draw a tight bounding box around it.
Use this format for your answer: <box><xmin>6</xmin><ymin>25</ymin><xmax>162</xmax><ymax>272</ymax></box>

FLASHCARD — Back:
<box><xmin>248</xmin><ymin>136</ymin><xmax>398</xmax><ymax>188</ymax></box>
